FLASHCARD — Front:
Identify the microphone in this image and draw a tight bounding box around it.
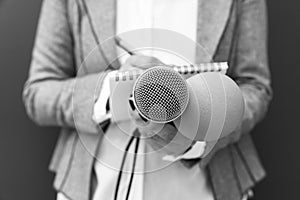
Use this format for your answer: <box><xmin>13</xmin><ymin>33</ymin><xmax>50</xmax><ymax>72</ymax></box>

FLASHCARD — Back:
<box><xmin>109</xmin><ymin>64</ymin><xmax>244</xmax><ymax>142</ymax></box>
<box><xmin>132</xmin><ymin>66</ymin><xmax>189</xmax><ymax>123</ymax></box>
<box><xmin>173</xmin><ymin>72</ymin><xmax>245</xmax><ymax>142</ymax></box>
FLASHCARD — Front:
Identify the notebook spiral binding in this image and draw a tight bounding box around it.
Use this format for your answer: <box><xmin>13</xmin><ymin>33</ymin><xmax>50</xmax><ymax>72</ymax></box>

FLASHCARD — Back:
<box><xmin>114</xmin><ymin>69</ymin><xmax>144</xmax><ymax>82</ymax></box>
<box><xmin>173</xmin><ymin>62</ymin><xmax>228</xmax><ymax>74</ymax></box>
<box><xmin>113</xmin><ymin>62</ymin><xmax>228</xmax><ymax>82</ymax></box>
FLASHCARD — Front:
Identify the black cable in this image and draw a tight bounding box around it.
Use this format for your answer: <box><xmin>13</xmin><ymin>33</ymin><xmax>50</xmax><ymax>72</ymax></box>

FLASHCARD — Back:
<box><xmin>125</xmin><ymin>132</ymin><xmax>140</xmax><ymax>200</ymax></box>
<box><xmin>114</xmin><ymin>130</ymin><xmax>140</xmax><ymax>200</ymax></box>
<box><xmin>114</xmin><ymin>135</ymin><xmax>135</xmax><ymax>200</ymax></box>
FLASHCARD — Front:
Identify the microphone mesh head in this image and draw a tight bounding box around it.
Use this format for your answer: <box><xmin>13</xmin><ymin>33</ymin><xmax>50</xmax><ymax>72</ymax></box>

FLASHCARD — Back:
<box><xmin>133</xmin><ymin>66</ymin><xmax>189</xmax><ymax>123</ymax></box>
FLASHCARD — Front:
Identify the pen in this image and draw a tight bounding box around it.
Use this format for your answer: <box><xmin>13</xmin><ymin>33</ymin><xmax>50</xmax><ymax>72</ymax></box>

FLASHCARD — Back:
<box><xmin>115</xmin><ymin>36</ymin><xmax>137</xmax><ymax>55</ymax></box>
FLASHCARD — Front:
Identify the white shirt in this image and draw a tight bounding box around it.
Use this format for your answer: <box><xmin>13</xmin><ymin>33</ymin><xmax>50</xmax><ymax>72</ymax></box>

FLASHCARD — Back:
<box><xmin>58</xmin><ymin>0</ymin><xmax>214</xmax><ymax>199</ymax></box>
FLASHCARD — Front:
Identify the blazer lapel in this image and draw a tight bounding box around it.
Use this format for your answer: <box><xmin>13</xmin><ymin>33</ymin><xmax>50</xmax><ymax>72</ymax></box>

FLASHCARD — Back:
<box><xmin>84</xmin><ymin>0</ymin><xmax>119</xmax><ymax>69</ymax></box>
<box><xmin>196</xmin><ymin>0</ymin><xmax>233</xmax><ymax>63</ymax></box>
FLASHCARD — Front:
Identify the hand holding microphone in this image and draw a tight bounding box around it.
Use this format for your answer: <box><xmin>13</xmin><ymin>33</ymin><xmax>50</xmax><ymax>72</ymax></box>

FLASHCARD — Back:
<box><xmin>108</xmin><ymin>37</ymin><xmax>244</xmax><ymax>157</ymax></box>
<box><xmin>127</xmin><ymin>66</ymin><xmax>245</xmax><ymax>143</ymax></box>
<box><xmin>125</xmin><ymin>65</ymin><xmax>244</xmax><ymax>157</ymax></box>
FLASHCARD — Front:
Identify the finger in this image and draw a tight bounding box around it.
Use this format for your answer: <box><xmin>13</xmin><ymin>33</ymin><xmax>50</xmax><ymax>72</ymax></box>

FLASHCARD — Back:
<box><xmin>147</xmin><ymin>134</ymin><xmax>186</xmax><ymax>156</ymax></box>
<box><xmin>119</xmin><ymin>63</ymin><xmax>132</xmax><ymax>71</ymax></box>
<box><xmin>155</xmin><ymin>124</ymin><xmax>177</xmax><ymax>141</ymax></box>
<box><xmin>120</xmin><ymin>65</ymin><xmax>142</xmax><ymax>73</ymax></box>
<box><xmin>146</xmin><ymin>137</ymin><xmax>163</xmax><ymax>152</ymax></box>
<box><xmin>146</xmin><ymin>134</ymin><xmax>166</xmax><ymax>150</ymax></box>
<box><xmin>125</xmin><ymin>55</ymin><xmax>164</xmax><ymax>69</ymax></box>
<box><xmin>129</xmin><ymin>109</ymin><xmax>143</xmax><ymax>123</ymax></box>
<box><xmin>125</xmin><ymin>55</ymin><xmax>151</xmax><ymax>65</ymax></box>
<box><xmin>157</xmin><ymin>125</ymin><xmax>194</xmax><ymax>152</ymax></box>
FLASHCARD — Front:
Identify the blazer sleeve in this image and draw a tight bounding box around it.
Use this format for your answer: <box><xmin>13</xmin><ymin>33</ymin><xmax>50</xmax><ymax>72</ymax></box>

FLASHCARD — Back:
<box><xmin>23</xmin><ymin>0</ymin><xmax>109</xmax><ymax>134</ymax></box>
<box><xmin>201</xmin><ymin>0</ymin><xmax>272</xmax><ymax>166</ymax></box>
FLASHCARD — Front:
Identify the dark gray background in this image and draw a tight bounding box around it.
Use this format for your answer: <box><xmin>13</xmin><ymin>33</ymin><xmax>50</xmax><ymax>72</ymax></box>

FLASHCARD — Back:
<box><xmin>0</xmin><ymin>0</ymin><xmax>299</xmax><ymax>199</ymax></box>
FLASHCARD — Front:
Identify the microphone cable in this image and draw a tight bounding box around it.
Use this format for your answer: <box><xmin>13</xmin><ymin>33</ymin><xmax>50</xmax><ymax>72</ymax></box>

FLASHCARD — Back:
<box><xmin>114</xmin><ymin>130</ymin><xmax>140</xmax><ymax>200</ymax></box>
<box><xmin>125</xmin><ymin>131</ymin><xmax>140</xmax><ymax>200</ymax></box>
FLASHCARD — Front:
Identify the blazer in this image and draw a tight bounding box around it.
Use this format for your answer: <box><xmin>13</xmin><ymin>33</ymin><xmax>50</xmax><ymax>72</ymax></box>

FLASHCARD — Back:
<box><xmin>23</xmin><ymin>0</ymin><xmax>272</xmax><ymax>200</ymax></box>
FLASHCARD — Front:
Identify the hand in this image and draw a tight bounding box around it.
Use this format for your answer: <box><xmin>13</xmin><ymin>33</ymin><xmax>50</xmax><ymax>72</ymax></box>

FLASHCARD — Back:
<box><xmin>137</xmin><ymin>120</ymin><xmax>195</xmax><ymax>157</ymax></box>
<box><xmin>121</xmin><ymin>55</ymin><xmax>164</xmax><ymax>71</ymax></box>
